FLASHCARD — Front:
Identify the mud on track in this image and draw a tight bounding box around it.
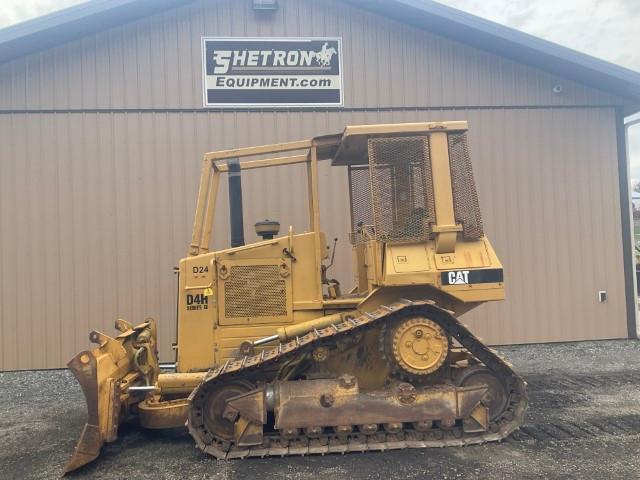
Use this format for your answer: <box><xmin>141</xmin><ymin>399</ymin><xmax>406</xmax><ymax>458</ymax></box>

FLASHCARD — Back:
<box><xmin>1</xmin><ymin>339</ymin><xmax>640</xmax><ymax>479</ymax></box>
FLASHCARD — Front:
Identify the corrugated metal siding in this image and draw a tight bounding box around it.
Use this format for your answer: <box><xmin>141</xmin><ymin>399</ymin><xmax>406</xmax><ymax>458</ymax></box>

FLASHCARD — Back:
<box><xmin>0</xmin><ymin>0</ymin><xmax>625</xmax><ymax>111</ymax></box>
<box><xmin>0</xmin><ymin>108</ymin><xmax>626</xmax><ymax>370</ymax></box>
<box><xmin>0</xmin><ymin>0</ymin><xmax>629</xmax><ymax>370</ymax></box>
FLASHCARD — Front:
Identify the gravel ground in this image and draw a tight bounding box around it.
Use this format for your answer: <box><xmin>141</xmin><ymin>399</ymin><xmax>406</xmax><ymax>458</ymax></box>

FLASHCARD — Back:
<box><xmin>2</xmin><ymin>339</ymin><xmax>640</xmax><ymax>479</ymax></box>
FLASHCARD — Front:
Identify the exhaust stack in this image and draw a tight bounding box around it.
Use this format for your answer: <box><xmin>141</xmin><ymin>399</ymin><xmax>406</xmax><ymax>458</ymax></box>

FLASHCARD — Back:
<box><xmin>228</xmin><ymin>158</ymin><xmax>245</xmax><ymax>248</ymax></box>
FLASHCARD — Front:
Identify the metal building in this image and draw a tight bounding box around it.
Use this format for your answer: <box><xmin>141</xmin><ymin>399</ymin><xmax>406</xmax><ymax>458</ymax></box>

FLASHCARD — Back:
<box><xmin>1</xmin><ymin>0</ymin><xmax>640</xmax><ymax>371</ymax></box>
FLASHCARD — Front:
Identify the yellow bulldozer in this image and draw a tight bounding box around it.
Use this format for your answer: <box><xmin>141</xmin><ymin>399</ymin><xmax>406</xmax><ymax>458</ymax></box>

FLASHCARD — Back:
<box><xmin>65</xmin><ymin>121</ymin><xmax>527</xmax><ymax>472</ymax></box>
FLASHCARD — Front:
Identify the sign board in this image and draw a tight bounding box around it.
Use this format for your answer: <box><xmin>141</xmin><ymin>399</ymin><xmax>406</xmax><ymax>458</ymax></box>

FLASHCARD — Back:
<box><xmin>201</xmin><ymin>37</ymin><xmax>343</xmax><ymax>108</ymax></box>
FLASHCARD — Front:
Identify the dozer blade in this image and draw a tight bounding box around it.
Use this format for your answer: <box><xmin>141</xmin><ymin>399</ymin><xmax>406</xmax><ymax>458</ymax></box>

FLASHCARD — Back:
<box><xmin>64</xmin><ymin>319</ymin><xmax>159</xmax><ymax>474</ymax></box>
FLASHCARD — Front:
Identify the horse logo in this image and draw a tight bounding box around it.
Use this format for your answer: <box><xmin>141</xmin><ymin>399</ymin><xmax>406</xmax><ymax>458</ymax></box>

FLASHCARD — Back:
<box><xmin>313</xmin><ymin>42</ymin><xmax>337</xmax><ymax>67</ymax></box>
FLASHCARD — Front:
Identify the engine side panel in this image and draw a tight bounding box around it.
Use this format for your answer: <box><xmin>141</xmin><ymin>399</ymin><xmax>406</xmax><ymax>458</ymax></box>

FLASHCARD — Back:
<box><xmin>177</xmin><ymin>232</ymin><xmax>329</xmax><ymax>372</ymax></box>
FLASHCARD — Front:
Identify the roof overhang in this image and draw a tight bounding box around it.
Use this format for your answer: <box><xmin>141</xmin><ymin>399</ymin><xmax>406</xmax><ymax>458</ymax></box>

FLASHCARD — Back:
<box><xmin>345</xmin><ymin>0</ymin><xmax>640</xmax><ymax>114</ymax></box>
<box><xmin>0</xmin><ymin>0</ymin><xmax>192</xmax><ymax>64</ymax></box>
<box><xmin>320</xmin><ymin>121</ymin><xmax>468</xmax><ymax>165</ymax></box>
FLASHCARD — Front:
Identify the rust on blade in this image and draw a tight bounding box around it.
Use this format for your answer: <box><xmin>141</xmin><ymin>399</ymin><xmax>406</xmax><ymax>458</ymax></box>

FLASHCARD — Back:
<box><xmin>64</xmin><ymin>319</ymin><xmax>160</xmax><ymax>475</ymax></box>
<box><xmin>64</xmin><ymin>351</ymin><xmax>103</xmax><ymax>473</ymax></box>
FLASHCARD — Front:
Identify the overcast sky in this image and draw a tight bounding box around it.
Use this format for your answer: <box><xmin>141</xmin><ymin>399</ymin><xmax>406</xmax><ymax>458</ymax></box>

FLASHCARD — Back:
<box><xmin>1</xmin><ymin>0</ymin><xmax>639</xmax><ymax>182</ymax></box>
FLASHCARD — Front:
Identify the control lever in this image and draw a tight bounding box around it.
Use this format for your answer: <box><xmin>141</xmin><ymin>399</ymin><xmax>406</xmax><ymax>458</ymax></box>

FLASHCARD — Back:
<box><xmin>322</xmin><ymin>238</ymin><xmax>341</xmax><ymax>298</ymax></box>
<box><xmin>326</xmin><ymin>237</ymin><xmax>338</xmax><ymax>272</ymax></box>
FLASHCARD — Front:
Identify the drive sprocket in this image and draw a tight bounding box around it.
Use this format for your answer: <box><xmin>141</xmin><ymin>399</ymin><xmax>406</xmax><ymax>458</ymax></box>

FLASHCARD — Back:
<box><xmin>382</xmin><ymin>315</ymin><xmax>450</xmax><ymax>379</ymax></box>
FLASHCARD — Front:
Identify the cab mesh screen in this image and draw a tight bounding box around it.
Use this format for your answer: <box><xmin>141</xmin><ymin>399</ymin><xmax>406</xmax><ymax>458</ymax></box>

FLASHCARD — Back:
<box><xmin>347</xmin><ymin>165</ymin><xmax>375</xmax><ymax>244</ymax></box>
<box><xmin>347</xmin><ymin>132</ymin><xmax>483</xmax><ymax>244</ymax></box>
<box><xmin>367</xmin><ymin>135</ymin><xmax>435</xmax><ymax>243</ymax></box>
<box><xmin>448</xmin><ymin>133</ymin><xmax>484</xmax><ymax>240</ymax></box>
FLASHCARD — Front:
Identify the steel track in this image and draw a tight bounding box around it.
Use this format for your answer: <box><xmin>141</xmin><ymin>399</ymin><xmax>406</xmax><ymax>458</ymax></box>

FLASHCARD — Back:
<box><xmin>187</xmin><ymin>299</ymin><xmax>528</xmax><ymax>459</ymax></box>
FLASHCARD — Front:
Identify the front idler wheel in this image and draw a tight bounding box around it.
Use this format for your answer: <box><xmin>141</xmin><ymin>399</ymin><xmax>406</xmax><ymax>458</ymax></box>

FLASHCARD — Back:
<box><xmin>199</xmin><ymin>380</ymin><xmax>255</xmax><ymax>441</ymax></box>
<box><xmin>455</xmin><ymin>365</ymin><xmax>509</xmax><ymax>421</ymax></box>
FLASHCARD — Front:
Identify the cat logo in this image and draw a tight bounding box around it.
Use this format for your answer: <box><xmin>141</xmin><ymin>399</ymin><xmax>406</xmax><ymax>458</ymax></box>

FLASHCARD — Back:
<box><xmin>441</xmin><ymin>268</ymin><xmax>504</xmax><ymax>286</ymax></box>
<box><xmin>447</xmin><ymin>270</ymin><xmax>470</xmax><ymax>285</ymax></box>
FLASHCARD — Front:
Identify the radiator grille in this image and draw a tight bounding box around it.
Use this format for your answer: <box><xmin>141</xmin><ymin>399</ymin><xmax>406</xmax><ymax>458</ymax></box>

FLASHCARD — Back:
<box><xmin>448</xmin><ymin>133</ymin><xmax>484</xmax><ymax>240</ymax></box>
<box><xmin>224</xmin><ymin>265</ymin><xmax>287</xmax><ymax>318</ymax></box>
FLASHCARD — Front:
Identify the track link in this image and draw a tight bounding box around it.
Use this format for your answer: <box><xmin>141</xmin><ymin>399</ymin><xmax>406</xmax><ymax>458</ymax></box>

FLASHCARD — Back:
<box><xmin>187</xmin><ymin>299</ymin><xmax>528</xmax><ymax>459</ymax></box>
